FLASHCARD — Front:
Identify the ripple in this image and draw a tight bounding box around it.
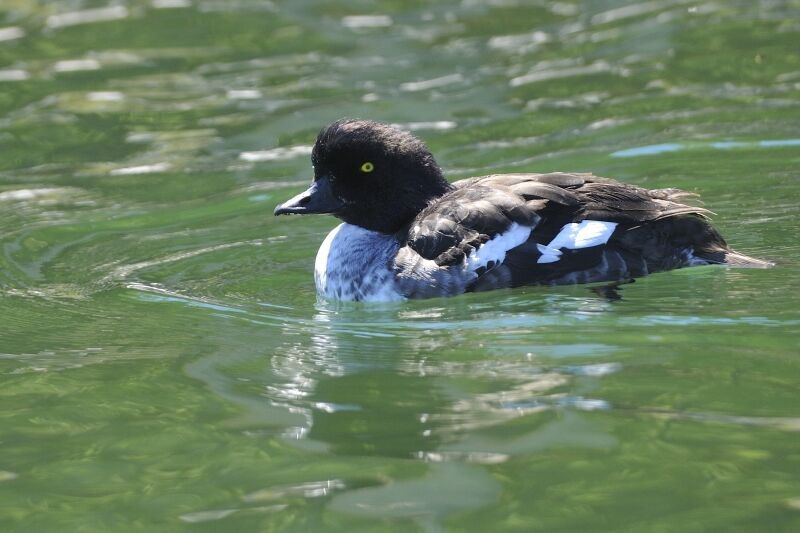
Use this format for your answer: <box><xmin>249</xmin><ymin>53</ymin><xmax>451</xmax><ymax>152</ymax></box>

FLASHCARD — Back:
<box><xmin>611</xmin><ymin>139</ymin><xmax>800</xmax><ymax>157</ymax></box>
<box><xmin>611</xmin><ymin>143</ymin><xmax>682</xmax><ymax>157</ymax></box>
<box><xmin>510</xmin><ymin>60</ymin><xmax>616</xmax><ymax>87</ymax></box>
<box><xmin>226</xmin><ymin>89</ymin><xmax>262</xmax><ymax>100</ymax></box>
<box><xmin>488</xmin><ymin>31</ymin><xmax>550</xmax><ymax>53</ymax></box>
<box><xmin>239</xmin><ymin>145</ymin><xmax>312</xmax><ymax>162</ymax></box>
<box><xmin>105</xmin><ymin>239</ymin><xmax>264</xmax><ymax>280</ymax></box>
<box><xmin>198</xmin><ymin>0</ymin><xmax>276</xmax><ymax>13</ymax></box>
<box><xmin>242</xmin><ymin>479</ymin><xmax>347</xmax><ymax>502</ymax></box>
<box><xmin>0</xmin><ymin>187</ymin><xmax>76</xmax><ymax>202</ymax></box>
<box><xmin>153</xmin><ymin>0</ymin><xmax>193</xmax><ymax>8</ymax></box>
<box><xmin>179</xmin><ymin>504</ymin><xmax>286</xmax><ymax>524</ymax></box>
<box><xmin>590</xmin><ymin>0</ymin><xmax>678</xmax><ymax>25</ymax></box>
<box><xmin>393</xmin><ymin>120</ymin><xmax>458</xmax><ymax>131</ymax></box>
<box><xmin>0</xmin><ymin>69</ymin><xmax>29</xmax><ymax>81</ymax></box>
<box><xmin>86</xmin><ymin>91</ymin><xmax>126</xmax><ymax>102</ymax></box>
<box><xmin>329</xmin><ymin>463</ymin><xmax>500</xmax><ymax>523</ymax></box>
<box><xmin>642</xmin><ymin>409</ymin><xmax>800</xmax><ymax>432</ymax></box>
<box><xmin>341</xmin><ymin>15</ymin><xmax>393</xmax><ymax>29</ymax></box>
<box><xmin>52</xmin><ymin>59</ymin><xmax>101</xmax><ymax>73</ymax></box>
<box><xmin>400</xmin><ymin>73</ymin><xmax>464</xmax><ymax>92</ymax></box>
<box><xmin>0</xmin><ymin>27</ymin><xmax>26</xmax><ymax>42</ymax></box>
<box><xmin>46</xmin><ymin>6</ymin><xmax>130</xmax><ymax>29</ymax></box>
<box><xmin>109</xmin><ymin>162</ymin><xmax>171</xmax><ymax>175</ymax></box>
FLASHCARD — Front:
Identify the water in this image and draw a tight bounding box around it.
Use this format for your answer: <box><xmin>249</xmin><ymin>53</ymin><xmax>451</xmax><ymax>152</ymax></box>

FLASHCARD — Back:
<box><xmin>2</xmin><ymin>1</ymin><xmax>800</xmax><ymax>530</ymax></box>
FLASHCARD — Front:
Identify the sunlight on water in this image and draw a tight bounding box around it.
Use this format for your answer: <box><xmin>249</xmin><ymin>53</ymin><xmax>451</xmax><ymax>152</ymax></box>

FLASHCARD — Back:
<box><xmin>612</xmin><ymin>139</ymin><xmax>800</xmax><ymax>157</ymax></box>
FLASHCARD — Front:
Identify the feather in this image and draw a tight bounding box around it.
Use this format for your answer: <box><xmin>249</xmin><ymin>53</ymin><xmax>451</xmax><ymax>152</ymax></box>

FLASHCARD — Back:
<box><xmin>402</xmin><ymin>171</ymin><xmax>767</xmax><ymax>284</ymax></box>
<box><xmin>508</xmin><ymin>181</ymin><xmax>581</xmax><ymax>206</ymax></box>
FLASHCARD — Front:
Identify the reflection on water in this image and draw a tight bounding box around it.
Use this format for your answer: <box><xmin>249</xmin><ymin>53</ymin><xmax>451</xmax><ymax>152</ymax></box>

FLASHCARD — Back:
<box><xmin>329</xmin><ymin>462</ymin><xmax>501</xmax><ymax>532</ymax></box>
<box><xmin>2</xmin><ymin>0</ymin><xmax>800</xmax><ymax>530</ymax></box>
<box><xmin>612</xmin><ymin>138</ymin><xmax>800</xmax><ymax>157</ymax></box>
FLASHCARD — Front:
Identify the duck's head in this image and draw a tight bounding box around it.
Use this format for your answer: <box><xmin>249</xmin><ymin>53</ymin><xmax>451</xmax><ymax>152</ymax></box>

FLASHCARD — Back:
<box><xmin>274</xmin><ymin>119</ymin><xmax>451</xmax><ymax>234</ymax></box>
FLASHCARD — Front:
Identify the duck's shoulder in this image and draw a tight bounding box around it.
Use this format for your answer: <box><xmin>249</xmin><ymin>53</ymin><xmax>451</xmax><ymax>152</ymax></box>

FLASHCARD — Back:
<box><xmin>400</xmin><ymin>178</ymin><xmax>540</xmax><ymax>266</ymax></box>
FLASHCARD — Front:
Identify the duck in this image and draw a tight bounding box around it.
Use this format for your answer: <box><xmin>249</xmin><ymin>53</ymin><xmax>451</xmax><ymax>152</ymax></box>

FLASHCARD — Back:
<box><xmin>273</xmin><ymin>119</ymin><xmax>771</xmax><ymax>301</ymax></box>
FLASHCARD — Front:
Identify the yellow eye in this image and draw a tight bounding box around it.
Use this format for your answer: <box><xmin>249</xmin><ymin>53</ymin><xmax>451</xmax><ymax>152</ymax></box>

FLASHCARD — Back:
<box><xmin>360</xmin><ymin>162</ymin><xmax>374</xmax><ymax>173</ymax></box>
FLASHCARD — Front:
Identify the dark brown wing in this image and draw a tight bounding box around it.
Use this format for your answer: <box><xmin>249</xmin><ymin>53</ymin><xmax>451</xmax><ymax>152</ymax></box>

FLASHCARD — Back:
<box><xmin>402</xmin><ymin>172</ymin><xmax>762</xmax><ymax>280</ymax></box>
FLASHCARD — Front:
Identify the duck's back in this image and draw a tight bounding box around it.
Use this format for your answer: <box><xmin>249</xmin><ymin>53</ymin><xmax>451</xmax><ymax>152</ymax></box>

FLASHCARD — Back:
<box><xmin>392</xmin><ymin>172</ymin><xmax>770</xmax><ymax>296</ymax></box>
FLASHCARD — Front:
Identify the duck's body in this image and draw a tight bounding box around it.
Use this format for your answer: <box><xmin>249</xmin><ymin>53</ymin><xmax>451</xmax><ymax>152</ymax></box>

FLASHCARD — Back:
<box><xmin>275</xmin><ymin>120</ymin><xmax>770</xmax><ymax>301</ymax></box>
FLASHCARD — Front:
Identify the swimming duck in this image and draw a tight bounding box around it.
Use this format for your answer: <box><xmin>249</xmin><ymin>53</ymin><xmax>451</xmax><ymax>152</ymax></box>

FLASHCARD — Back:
<box><xmin>274</xmin><ymin>119</ymin><xmax>770</xmax><ymax>301</ymax></box>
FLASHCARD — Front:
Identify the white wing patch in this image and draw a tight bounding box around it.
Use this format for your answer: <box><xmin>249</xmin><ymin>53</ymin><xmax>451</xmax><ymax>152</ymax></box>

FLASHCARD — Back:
<box><xmin>465</xmin><ymin>222</ymin><xmax>532</xmax><ymax>273</ymax></box>
<box><xmin>537</xmin><ymin>220</ymin><xmax>617</xmax><ymax>264</ymax></box>
<box><xmin>536</xmin><ymin>243</ymin><xmax>562</xmax><ymax>264</ymax></box>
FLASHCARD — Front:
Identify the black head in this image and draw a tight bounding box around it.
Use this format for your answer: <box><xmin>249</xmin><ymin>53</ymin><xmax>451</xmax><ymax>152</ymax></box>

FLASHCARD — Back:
<box><xmin>274</xmin><ymin>119</ymin><xmax>451</xmax><ymax>234</ymax></box>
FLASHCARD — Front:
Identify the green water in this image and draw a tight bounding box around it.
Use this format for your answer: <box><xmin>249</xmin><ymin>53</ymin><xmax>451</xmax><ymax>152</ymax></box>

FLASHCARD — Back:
<box><xmin>1</xmin><ymin>1</ymin><xmax>800</xmax><ymax>531</ymax></box>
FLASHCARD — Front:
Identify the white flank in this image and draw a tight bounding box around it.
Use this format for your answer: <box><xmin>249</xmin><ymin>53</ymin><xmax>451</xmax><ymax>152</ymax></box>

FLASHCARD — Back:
<box><xmin>537</xmin><ymin>220</ymin><xmax>617</xmax><ymax>264</ymax></box>
<box><xmin>465</xmin><ymin>223</ymin><xmax>532</xmax><ymax>273</ymax></box>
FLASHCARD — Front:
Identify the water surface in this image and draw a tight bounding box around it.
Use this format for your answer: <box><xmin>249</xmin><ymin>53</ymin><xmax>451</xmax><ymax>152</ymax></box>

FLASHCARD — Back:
<box><xmin>2</xmin><ymin>1</ymin><xmax>800</xmax><ymax>531</ymax></box>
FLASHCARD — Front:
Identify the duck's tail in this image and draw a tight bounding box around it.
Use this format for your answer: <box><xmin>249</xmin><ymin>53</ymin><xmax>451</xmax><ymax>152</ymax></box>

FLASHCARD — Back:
<box><xmin>722</xmin><ymin>250</ymin><xmax>774</xmax><ymax>268</ymax></box>
<box><xmin>693</xmin><ymin>247</ymin><xmax>774</xmax><ymax>268</ymax></box>
<box><xmin>627</xmin><ymin>188</ymin><xmax>773</xmax><ymax>270</ymax></box>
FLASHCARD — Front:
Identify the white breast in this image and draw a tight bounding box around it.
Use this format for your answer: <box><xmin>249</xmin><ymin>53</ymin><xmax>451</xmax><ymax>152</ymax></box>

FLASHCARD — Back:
<box><xmin>314</xmin><ymin>223</ymin><xmax>404</xmax><ymax>302</ymax></box>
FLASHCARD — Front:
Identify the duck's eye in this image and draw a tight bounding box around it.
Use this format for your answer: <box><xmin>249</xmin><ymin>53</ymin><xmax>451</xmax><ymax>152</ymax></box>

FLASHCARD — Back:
<box><xmin>360</xmin><ymin>162</ymin><xmax>374</xmax><ymax>173</ymax></box>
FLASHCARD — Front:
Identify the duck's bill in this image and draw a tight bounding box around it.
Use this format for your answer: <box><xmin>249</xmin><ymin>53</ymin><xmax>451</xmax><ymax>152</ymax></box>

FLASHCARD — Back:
<box><xmin>273</xmin><ymin>176</ymin><xmax>345</xmax><ymax>216</ymax></box>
